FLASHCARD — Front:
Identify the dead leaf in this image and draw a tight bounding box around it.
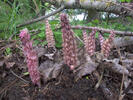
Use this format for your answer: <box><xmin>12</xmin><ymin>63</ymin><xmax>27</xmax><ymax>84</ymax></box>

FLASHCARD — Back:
<box><xmin>128</xmin><ymin>90</ymin><xmax>133</xmax><ymax>94</ymax></box>
<box><xmin>75</xmin><ymin>61</ymin><xmax>97</xmax><ymax>79</ymax></box>
<box><xmin>44</xmin><ymin>53</ymin><xmax>54</xmax><ymax>60</ymax></box>
<box><xmin>35</xmin><ymin>47</ymin><xmax>46</xmax><ymax>57</ymax></box>
<box><xmin>5</xmin><ymin>61</ymin><xmax>15</xmax><ymax>68</ymax></box>
<box><xmin>103</xmin><ymin>59</ymin><xmax>129</xmax><ymax>75</ymax></box>
<box><xmin>39</xmin><ymin>60</ymin><xmax>63</xmax><ymax>82</ymax></box>
<box><xmin>44</xmin><ymin>47</ymin><xmax>56</xmax><ymax>60</ymax></box>
<box><xmin>124</xmin><ymin>76</ymin><xmax>131</xmax><ymax>88</ymax></box>
<box><xmin>0</xmin><ymin>57</ymin><xmax>5</xmax><ymax>67</ymax></box>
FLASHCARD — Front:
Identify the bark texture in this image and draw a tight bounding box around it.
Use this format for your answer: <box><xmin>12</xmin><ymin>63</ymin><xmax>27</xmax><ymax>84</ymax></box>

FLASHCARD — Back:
<box><xmin>45</xmin><ymin>0</ymin><xmax>133</xmax><ymax>17</ymax></box>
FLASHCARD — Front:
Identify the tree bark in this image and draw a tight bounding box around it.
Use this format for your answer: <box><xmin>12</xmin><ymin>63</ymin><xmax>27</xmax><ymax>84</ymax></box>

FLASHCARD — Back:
<box><xmin>86</xmin><ymin>10</ymin><xmax>100</xmax><ymax>21</ymax></box>
<box><xmin>44</xmin><ymin>0</ymin><xmax>133</xmax><ymax>17</ymax></box>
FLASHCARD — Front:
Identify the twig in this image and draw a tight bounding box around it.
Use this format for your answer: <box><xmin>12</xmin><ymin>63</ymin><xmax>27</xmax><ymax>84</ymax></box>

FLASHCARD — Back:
<box><xmin>93</xmin><ymin>71</ymin><xmax>114</xmax><ymax>100</ymax></box>
<box><xmin>95</xmin><ymin>70</ymin><xmax>104</xmax><ymax>90</ymax></box>
<box><xmin>0</xmin><ymin>79</ymin><xmax>18</xmax><ymax>94</ymax></box>
<box><xmin>10</xmin><ymin>69</ymin><xmax>29</xmax><ymax>84</ymax></box>
<box><xmin>113</xmin><ymin>44</ymin><xmax>126</xmax><ymax>100</ymax></box>
<box><xmin>17</xmin><ymin>5</ymin><xmax>65</xmax><ymax>28</ymax></box>
<box><xmin>71</xmin><ymin>26</ymin><xmax>133</xmax><ymax>36</ymax></box>
<box><xmin>9</xmin><ymin>29</ymin><xmax>41</xmax><ymax>40</ymax></box>
<box><xmin>33</xmin><ymin>0</ymin><xmax>40</xmax><ymax>14</ymax></box>
<box><xmin>74</xmin><ymin>34</ymin><xmax>84</xmax><ymax>44</ymax></box>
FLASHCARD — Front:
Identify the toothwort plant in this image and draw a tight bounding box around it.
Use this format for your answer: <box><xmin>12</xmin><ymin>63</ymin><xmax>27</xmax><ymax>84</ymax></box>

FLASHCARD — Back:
<box><xmin>45</xmin><ymin>19</ymin><xmax>55</xmax><ymax>48</ymax></box>
<box><xmin>60</xmin><ymin>13</ymin><xmax>78</xmax><ymax>70</ymax></box>
<box><xmin>19</xmin><ymin>28</ymin><xmax>40</xmax><ymax>86</ymax></box>
<box><xmin>87</xmin><ymin>29</ymin><xmax>96</xmax><ymax>56</ymax></box>
<box><xmin>101</xmin><ymin>30</ymin><xmax>115</xmax><ymax>58</ymax></box>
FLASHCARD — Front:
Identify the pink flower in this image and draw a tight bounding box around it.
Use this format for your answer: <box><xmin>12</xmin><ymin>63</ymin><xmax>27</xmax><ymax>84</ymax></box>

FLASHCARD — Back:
<box><xmin>45</xmin><ymin>19</ymin><xmax>55</xmax><ymax>48</ymax></box>
<box><xmin>88</xmin><ymin>29</ymin><xmax>96</xmax><ymax>56</ymax></box>
<box><xmin>19</xmin><ymin>28</ymin><xmax>40</xmax><ymax>86</ymax></box>
<box><xmin>98</xmin><ymin>33</ymin><xmax>104</xmax><ymax>46</ymax></box>
<box><xmin>60</xmin><ymin>13</ymin><xmax>78</xmax><ymax>70</ymax></box>
<box><xmin>101</xmin><ymin>30</ymin><xmax>115</xmax><ymax>58</ymax></box>
<box><xmin>82</xmin><ymin>30</ymin><xmax>89</xmax><ymax>54</ymax></box>
<box><xmin>19</xmin><ymin>28</ymin><xmax>30</xmax><ymax>45</ymax></box>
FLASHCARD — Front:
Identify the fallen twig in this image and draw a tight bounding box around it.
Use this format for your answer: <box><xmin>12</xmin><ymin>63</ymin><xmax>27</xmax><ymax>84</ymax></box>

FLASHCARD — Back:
<box><xmin>17</xmin><ymin>5</ymin><xmax>65</xmax><ymax>28</ymax></box>
<box><xmin>10</xmin><ymin>69</ymin><xmax>29</xmax><ymax>84</ymax></box>
<box><xmin>71</xmin><ymin>26</ymin><xmax>133</xmax><ymax>36</ymax></box>
<box><xmin>114</xmin><ymin>46</ymin><xmax>126</xmax><ymax>100</ymax></box>
<box><xmin>0</xmin><ymin>79</ymin><xmax>18</xmax><ymax>94</ymax></box>
<box><xmin>93</xmin><ymin>71</ymin><xmax>115</xmax><ymax>100</ymax></box>
<box><xmin>95</xmin><ymin>70</ymin><xmax>104</xmax><ymax>90</ymax></box>
<box><xmin>74</xmin><ymin>33</ymin><xmax>84</xmax><ymax>44</ymax></box>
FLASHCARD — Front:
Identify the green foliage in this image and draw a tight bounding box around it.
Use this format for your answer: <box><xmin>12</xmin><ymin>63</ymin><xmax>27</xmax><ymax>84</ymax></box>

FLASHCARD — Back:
<box><xmin>23</xmin><ymin>72</ymin><xmax>29</xmax><ymax>76</ymax></box>
<box><xmin>4</xmin><ymin>47</ymin><xmax>11</xmax><ymax>56</ymax></box>
<box><xmin>120</xmin><ymin>0</ymin><xmax>131</xmax><ymax>2</ymax></box>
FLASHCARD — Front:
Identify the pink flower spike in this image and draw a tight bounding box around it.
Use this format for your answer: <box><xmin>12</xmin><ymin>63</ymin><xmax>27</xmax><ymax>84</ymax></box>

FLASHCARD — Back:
<box><xmin>60</xmin><ymin>13</ymin><xmax>78</xmax><ymax>70</ymax></box>
<box><xmin>19</xmin><ymin>28</ymin><xmax>30</xmax><ymax>46</ymax></box>
<box><xmin>27</xmin><ymin>50</ymin><xmax>40</xmax><ymax>86</ymax></box>
<box><xmin>19</xmin><ymin>28</ymin><xmax>40</xmax><ymax>87</ymax></box>
<box><xmin>98</xmin><ymin>33</ymin><xmax>105</xmax><ymax>46</ymax></box>
<box><xmin>88</xmin><ymin>29</ymin><xmax>96</xmax><ymax>56</ymax></box>
<box><xmin>101</xmin><ymin>31</ymin><xmax>115</xmax><ymax>58</ymax></box>
<box><xmin>82</xmin><ymin>30</ymin><xmax>89</xmax><ymax>54</ymax></box>
<box><xmin>109</xmin><ymin>30</ymin><xmax>115</xmax><ymax>42</ymax></box>
<box><xmin>45</xmin><ymin>19</ymin><xmax>55</xmax><ymax>48</ymax></box>
<box><xmin>19</xmin><ymin>28</ymin><xmax>30</xmax><ymax>40</ymax></box>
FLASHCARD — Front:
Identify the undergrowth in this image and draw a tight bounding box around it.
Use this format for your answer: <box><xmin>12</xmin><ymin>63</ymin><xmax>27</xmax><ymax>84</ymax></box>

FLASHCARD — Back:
<box><xmin>0</xmin><ymin>0</ymin><xmax>133</xmax><ymax>48</ymax></box>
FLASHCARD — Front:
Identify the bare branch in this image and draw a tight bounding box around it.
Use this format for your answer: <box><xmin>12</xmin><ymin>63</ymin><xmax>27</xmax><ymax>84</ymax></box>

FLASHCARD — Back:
<box><xmin>17</xmin><ymin>5</ymin><xmax>65</xmax><ymax>28</ymax></box>
<box><xmin>72</xmin><ymin>26</ymin><xmax>133</xmax><ymax>36</ymax></box>
<box><xmin>10</xmin><ymin>69</ymin><xmax>29</xmax><ymax>84</ymax></box>
<box><xmin>45</xmin><ymin>0</ymin><xmax>133</xmax><ymax>17</ymax></box>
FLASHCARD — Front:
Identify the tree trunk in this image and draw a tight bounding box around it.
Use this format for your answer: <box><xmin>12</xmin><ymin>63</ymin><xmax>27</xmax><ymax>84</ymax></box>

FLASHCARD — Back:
<box><xmin>86</xmin><ymin>10</ymin><xmax>100</xmax><ymax>21</ymax></box>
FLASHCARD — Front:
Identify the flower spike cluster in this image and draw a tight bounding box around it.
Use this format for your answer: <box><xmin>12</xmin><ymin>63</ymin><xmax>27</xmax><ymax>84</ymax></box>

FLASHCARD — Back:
<box><xmin>19</xmin><ymin>28</ymin><xmax>40</xmax><ymax>86</ymax></box>
<box><xmin>60</xmin><ymin>13</ymin><xmax>78</xmax><ymax>70</ymax></box>
<box><xmin>45</xmin><ymin>19</ymin><xmax>55</xmax><ymax>48</ymax></box>
<box><xmin>87</xmin><ymin>29</ymin><xmax>96</xmax><ymax>56</ymax></box>
<box><xmin>82</xmin><ymin>30</ymin><xmax>89</xmax><ymax>54</ymax></box>
<box><xmin>98</xmin><ymin>33</ymin><xmax>105</xmax><ymax>46</ymax></box>
<box><xmin>101</xmin><ymin>30</ymin><xmax>115</xmax><ymax>58</ymax></box>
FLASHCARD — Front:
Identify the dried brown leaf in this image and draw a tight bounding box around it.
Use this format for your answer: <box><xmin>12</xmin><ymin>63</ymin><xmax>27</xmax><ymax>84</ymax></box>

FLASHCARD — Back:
<box><xmin>103</xmin><ymin>59</ymin><xmax>129</xmax><ymax>75</ymax></box>
<box><xmin>39</xmin><ymin>60</ymin><xmax>63</xmax><ymax>82</ymax></box>
<box><xmin>0</xmin><ymin>57</ymin><xmax>5</xmax><ymax>67</ymax></box>
<box><xmin>75</xmin><ymin>58</ymin><xmax>97</xmax><ymax>79</ymax></box>
<box><xmin>5</xmin><ymin>62</ymin><xmax>15</xmax><ymax>68</ymax></box>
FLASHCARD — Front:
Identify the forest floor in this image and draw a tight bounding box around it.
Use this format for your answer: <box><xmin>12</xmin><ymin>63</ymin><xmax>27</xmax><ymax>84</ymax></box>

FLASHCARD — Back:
<box><xmin>0</xmin><ymin>40</ymin><xmax>133</xmax><ymax>100</ymax></box>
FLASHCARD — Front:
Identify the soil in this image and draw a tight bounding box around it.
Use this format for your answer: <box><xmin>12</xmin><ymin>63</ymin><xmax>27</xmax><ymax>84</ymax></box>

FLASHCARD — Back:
<box><xmin>0</xmin><ymin>63</ymin><xmax>106</xmax><ymax>100</ymax></box>
<box><xmin>0</xmin><ymin>44</ymin><xmax>133</xmax><ymax>100</ymax></box>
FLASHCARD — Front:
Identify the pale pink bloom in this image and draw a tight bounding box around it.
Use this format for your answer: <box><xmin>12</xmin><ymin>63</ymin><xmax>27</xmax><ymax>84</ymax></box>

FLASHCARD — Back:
<box><xmin>45</xmin><ymin>19</ymin><xmax>55</xmax><ymax>48</ymax></box>
<box><xmin>60</xmin><ymin>13</ymin><xmax>78</xmax><ymax>70</ymax></box>
<box><xmin>98</xmin><ymin>33</ymin><xmax>105</xmax><ymax>46</ymax></box>
<box><xmin>88</xmin><ymin>30</ymin><xmax>96</xmax><ymax>56</ymax></box>
<box><xmin>101</xmin><ymin>31</ymin><xmax>115</xmax><ymax>58</ymax></box>
<box><xmin>19</xmin><ymin>28</ymin><xmax>40</xmax><ymax>86</ymax></box>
